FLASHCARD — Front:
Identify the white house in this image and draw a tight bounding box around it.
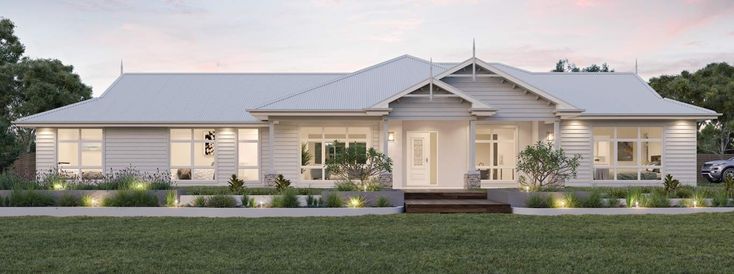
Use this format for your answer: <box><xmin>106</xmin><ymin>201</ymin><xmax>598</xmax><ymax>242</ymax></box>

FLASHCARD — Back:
<box><xmin>14</xmin><ymin>55</ymin><xmax>719</xmax><ymax>189</ymax></box>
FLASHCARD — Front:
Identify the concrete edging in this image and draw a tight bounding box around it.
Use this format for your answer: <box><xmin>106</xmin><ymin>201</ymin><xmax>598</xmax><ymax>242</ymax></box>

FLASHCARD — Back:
<box><xmin>513</xmin><ymin>207</ymin><xmax>734</xmax><ymax>216</ymax></box>
<box><xmin>0</xmin><ymin>206</ymin><xmax>405</xmax><ymax>218</ymax></box>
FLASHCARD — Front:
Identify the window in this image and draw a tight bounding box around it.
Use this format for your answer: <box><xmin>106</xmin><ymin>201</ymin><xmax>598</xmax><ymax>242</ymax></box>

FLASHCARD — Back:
<box><xmin>170</xmin><ymin>129</ymin><xmax>216</xmax><ymax>181</ymax></box>
<box><xmin>593</xmin><ymin>127</ymin><xmax>662</xmax><ymax>181</ymax></box>
<box><xmin>475</xmin><ymin>127</ymin><xmax>517</xmax><ymax>181</ymax></box>
<box><xmin>300</xmin><ymin>127</ymin><xmax>370</xmax><ymax>180</ymax></box>
<box><xmin>238</xmin><ymin>129</ymin><xmax>259</xmax><ymax>181</ymax></box>
<box><xmin>57</xmin><ymin>129</ymin><xmax>103</xmax><ymax>179</ymax></box>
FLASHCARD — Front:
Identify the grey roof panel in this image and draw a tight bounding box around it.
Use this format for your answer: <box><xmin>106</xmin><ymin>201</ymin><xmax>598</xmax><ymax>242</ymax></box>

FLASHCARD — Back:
<box><xmin>16</xmin><ymin>73</ymin><xmax>345</xmax><ymax>124</ymax></box>
<box><xmin>489</xmin><ymin>63</ymin><xmax>717</xmax><ymax>116</ymax></box>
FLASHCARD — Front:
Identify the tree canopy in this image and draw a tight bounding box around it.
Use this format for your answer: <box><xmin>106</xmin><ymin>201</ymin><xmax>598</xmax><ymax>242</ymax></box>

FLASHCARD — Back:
<box><xmin>552</xmin><ymin>59</ymin><xmax>614</xmax><ymax>72</ymax></box>
<box><xmin>649</xmin><ymin>63</ymin><xmax>734</xmax><ymax>153</ymax></box>
<box><xmin>0</xmin><ymin>18</ymin><xmax>92</xmax><ymax>171</ymax></box>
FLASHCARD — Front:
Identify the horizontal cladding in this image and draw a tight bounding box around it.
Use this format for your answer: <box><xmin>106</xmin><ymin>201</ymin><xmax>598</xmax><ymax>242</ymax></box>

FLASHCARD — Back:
<box><xmin>560</xmin><ymin>121</ymin><xmax>593</xmax><ymax>181</ymax></box>
<box><xmin>35</xmin><ymin>128</ymin><xmax>57</xmax><ymax>173</ymax></box>
<box><xmin>105</xmin><ymin>128</ymin><xmax>169</xmax><ymax>174</ymax></box>
<box><xmin>388</xmin><ymin>97</ymin><xmax>471</xmax><ymax>118</ymax></box>
<box><xmin>665</xmin><ymin>120</ymin><xmax>697</xmax><ymax>184</ymax></box>
<box><xmin>215</xmin><ymin>128</ymin><xmax>237</xmax><ymax>184</ymax></box>
<box><xmin>443</xmin><ymin>77</ymin><xmax>556</xmax><ymax>119</ymax></box>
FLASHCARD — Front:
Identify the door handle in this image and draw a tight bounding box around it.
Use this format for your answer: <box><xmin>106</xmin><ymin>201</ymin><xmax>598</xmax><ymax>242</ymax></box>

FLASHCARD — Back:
<box><xmin>425</xmin><ymin>158</ymin><xmax>429</xmax><ymax>163</ymax></box>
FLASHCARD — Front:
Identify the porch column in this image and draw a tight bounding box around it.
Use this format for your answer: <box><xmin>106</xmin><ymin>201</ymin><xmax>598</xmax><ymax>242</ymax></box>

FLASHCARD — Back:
<box><xmin>553</xmin><ymin>119</ymin><xmax>560</xmax><ymax>150</ymax></box>
<box><xmin>379</xmin><ymin>117</ymin><xmax>393</xmax><ymax>188</ymax></box>
<box><xmin>532</xmin><ymin>121</ymin><xmax>539</xmax><ymax>144</ymax></box>
<box><xmin>464</xmin><ymin>119</ymin><xmax>480</xmax><ymax>189</ymax></box>
<box><xmin>265</xmin><ymin>120</ymin><xmax>277</xmax><ymax>186</ymax></box>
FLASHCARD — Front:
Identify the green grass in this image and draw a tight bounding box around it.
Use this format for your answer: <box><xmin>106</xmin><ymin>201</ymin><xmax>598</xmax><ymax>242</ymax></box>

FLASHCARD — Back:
<box><xmin>2</xmin><ymin>214</ymin><xmax>734</xmax><ymax>273</ymax></box>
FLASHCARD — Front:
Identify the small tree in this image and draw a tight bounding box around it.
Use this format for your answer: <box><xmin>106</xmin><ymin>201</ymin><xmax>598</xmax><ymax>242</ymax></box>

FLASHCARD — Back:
<box><xmin>325</xmin><ymin>141</ymin><xmax>392</xmax><ymax>187</ymax></box>
<box><xmin>227</xmin><ymin>174</ymin><xmax>244</xmax><ymax>193</ymax></box>
<box><xmin>516</xmin><ymin>142</ymin><xmax>581</xmax><ymax>191</ymax></box>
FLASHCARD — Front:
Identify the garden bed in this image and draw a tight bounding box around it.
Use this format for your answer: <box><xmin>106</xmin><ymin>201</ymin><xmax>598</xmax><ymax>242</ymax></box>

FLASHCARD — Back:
<box><xmin>513</xmin><ymin>207</ymin><xmax>734</xmax><ymax>215</ymax></box>
<box><xmin>0</xmin><ymin>206</ymin><xmax>404</xmax><ymax>217</ymax></box>
<box><xmin>178</xmin><ymin>195</ymin><xmax>319</xmax><ymax>207</ymax></box>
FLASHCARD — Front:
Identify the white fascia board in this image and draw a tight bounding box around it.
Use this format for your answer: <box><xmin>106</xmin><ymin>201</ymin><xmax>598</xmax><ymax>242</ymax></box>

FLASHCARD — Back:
<box><xmin>13</xmin><ymin>122</ymin><xmax>269</xmax><ymax>128</ymax></box>
<box><xmin>368</xmin><ymin>78</ymin><xmax>496</xmax><ymax>111</ymax></box>
<box><xmin>432</xmin><ymin>79</ymin><xmax>496</xmax><ymax>110</ymax></box>
<box><xmin>568</xmin><ymin>114</ymin><xmax>721</xmax><ymax>120</ymax></box>
<box><xmin>369</xmin><ymin>79</ymin><xmax>433</xmax><ymax>109</ymax></box>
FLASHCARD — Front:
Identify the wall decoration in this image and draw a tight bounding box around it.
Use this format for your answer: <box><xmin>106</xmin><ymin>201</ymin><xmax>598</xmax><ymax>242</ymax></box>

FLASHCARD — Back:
<box><xmin>205</xmin><ymin>131</ymin><xmax>215</xmax><ymax>155</ymax></box>
<box><xmin>617</xmin><ymin>141</ymin><xmax>634</xmax><ymax>161</ymax></box>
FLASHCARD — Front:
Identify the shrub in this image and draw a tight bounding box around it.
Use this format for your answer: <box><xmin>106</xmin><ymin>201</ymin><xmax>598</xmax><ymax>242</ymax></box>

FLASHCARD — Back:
<box><xmin>581</xmin><ymin>190</ymin><xmax>604</xmax><ymax>208</ymax></box>
<box><xmin>9</xmin><ymin>190</ymin><xmax>55</xmax><ymax>207</ymax></box>
<box><xmin>192</xmin><ymin>196</ymin><xmax>207</xmax><ymax>207</ymax></box>
<box><xmin>526</xmin><ymin>194</ymin><xmax>551</xmax><ymax>208</ymax></box>
<box><xmin>274</xmin><ymin>174</ymin><xmax>291</xmax><ymax>192</ymax></box>
<box><xmin>241</xmin><ymin>194</ymin><xmax>255</xmax><ymax>208</ymax></box>
<box><xmin>58</xmin><ymin>194</ymin><xmax>82</xmax><ymax>207</ymax></box>
<box><xmin>626</xmin><ymin>188</ymin><xmax>644</xmax><ymax>208</ymax></box>
<box><xmin>334</xmin><ymin>180</ymin><xmax>357</xmax><ymax>191</ymax></box>
<box><xmin>663</xmin><ymin>174</ymin><xmax>680</xmax><ymax>194</ymax></box>
<box><xmin>375</xmin><ymin>196</ymin><xmax>391</xmax><ymax>207</ymax></box>
<box><xmin>605</xmin><ymin>197</ymin><xmax>621</xmax><ymax>208</ymax></box>
<box><xmin>81</xmin><ymin>195</ymin><xmax>94</xmax><ymax>207</ymax></box>
<box><xmin>692</xmin><ymin>190</ymin><xmax>707</xmax><ymax>207</ymax></box>
<box><xmin>712</xmin><ymin>191</ymin><xmax>730</xmax><ymax>207</ymax></box>
<box><xmin>725</xmin><ymin>175</ymin><xmax>734</xmax><ymax>197</ymax></box>
<box><xmin>346</xmin><ymin>196</ymin><xmax>366</xmax><ymax>208</ymax></box>
<box><xmin>674</xmin><ymin>186</ymin><xmax>694</xmax><ymax>198</ymax></box>
<box><xmin>227</xmin><ymin>174</ymin><xmax>245</xmax><ymax>194</ymax></box>
<box><xmin>517</xmin><ymin>142</ymin><xmax>581</xmax><ymax>191</ymax></box>
<box><xmin>205</xmin><ymin>195</ymin><xmax>237</xmax><ymax>208</ymax></box>
<box><xmin>103</xmin><ymin>190</ymin><xmax>158</xmax><ymax>207</ymax></box>
<box><xmin>554</xmin><ymin>193</ymin><xmax>579</xmax><ymax>208</ymax></box>
<box><xmin>362</xmin><ymin>180</ymin><xmax>382</xmax><ymax>192</ymax></box>
<box><xmin>648</xmin><ymin>191</ymin><xmax>670</xmax><ymax>208</ymax></box>
<box><xmin>605</xmin><ymin>188</ymin><xmax>628</xmax><ymax>199</ymax></box>
<box><xmin>325</xmin><ymin>141</ymin><xmax>393</xmax><ymax>185</ymax></box>
<box><xmin>0</xmin><ymin>172</ymin><xmax>37</xmax><ymax>190</ymax></box>
<box><xmin>326</xmin><ymin>193</ymin><xmax>343</xmax><ymax>208</ymax></box>
<box><xmin>272</xmin><ymin>189</ymin><xmax>299</xmax><ymax>208</ymax></box>
<box><xmin>306</xmin><ymin>195</ymin><xmax>319</xmax><ymax>208</ymax></box>
<box><xmin>165</xmin><ymin>190</ymin><xmax>177</xmax><ymax>207</ymax></box>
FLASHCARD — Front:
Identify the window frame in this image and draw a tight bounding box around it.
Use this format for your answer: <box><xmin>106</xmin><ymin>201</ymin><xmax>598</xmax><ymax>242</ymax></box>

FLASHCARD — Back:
<box><xmin>475</xmin><ymin>126</ymin><xmax>518</xmax><ymax>182</ymax></box>
<box><xmin>592</xmin><ymin>127</ymin><xmax>663</xmax><ymax>181</ymax></box>
<box><xmin>237</xmin><ymin>128</ymin><xmax>260</xmax><ymax>182</ymax></box>
<box><xmin>170</xmin><ymin>128</ymin><xmax>216</xmax><ymax>181</ymax></box>
<box><xmin>299</xmin><ymin>127</ymin><xmax>371</xmax><ymax>181</ymax></box>
<box><xmin>56</xmin><ymin>128</ymin><xmax>104</xmax><ymax>179</ymax></box>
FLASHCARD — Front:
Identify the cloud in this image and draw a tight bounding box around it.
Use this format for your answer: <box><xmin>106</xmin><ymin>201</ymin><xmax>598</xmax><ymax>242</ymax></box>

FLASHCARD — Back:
<box><xmin>365</xmin><ymin>18</ymin><xmax>424</xmax><ymax>43</ymax></box>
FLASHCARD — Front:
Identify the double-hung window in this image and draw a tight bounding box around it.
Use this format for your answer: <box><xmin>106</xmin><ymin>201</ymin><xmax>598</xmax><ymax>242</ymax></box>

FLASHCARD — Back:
<box><xmin>170</xmin><ymin>129</ymin><xmax>216</xmax><ymax>181</ymax></box>
<box><xmin>57</xmin><ymin>129</ymin><xmax>103</xmax><ymax>179</ymax></box>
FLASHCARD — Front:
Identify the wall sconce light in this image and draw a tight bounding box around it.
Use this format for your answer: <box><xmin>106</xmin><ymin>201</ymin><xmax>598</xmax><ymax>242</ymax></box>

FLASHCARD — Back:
<box><xmin>388</xmin><ymin>132</ymin><xmax>395</xmax><ymax>142</ymax></box>
<box><xmin>546</xmin><ymin>131</ymin><xmax>554</xmax><ymax>141</ymax></box>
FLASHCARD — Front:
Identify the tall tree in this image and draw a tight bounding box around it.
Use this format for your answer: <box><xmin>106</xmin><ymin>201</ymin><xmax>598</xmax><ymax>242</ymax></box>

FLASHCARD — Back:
<box><xmin>551</xmin><ymin>59</ymin><xmax>613</xmax><ymax>72</ymax></box>
<box><xmin>0</xmin><ymin>18</ymin><xmax>91</xmax><ymax>171</ymax></box>
<box><xmin>649</xmin><ymin>63</ymin><xmax>734</xmax><ymax>154</ymax></box>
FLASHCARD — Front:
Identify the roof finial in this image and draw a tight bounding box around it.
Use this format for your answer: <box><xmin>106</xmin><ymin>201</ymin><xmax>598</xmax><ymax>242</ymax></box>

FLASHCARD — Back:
<box><xmin>429</xmin><ymin>57</ymin><xmax>434</xmax><ymax>101</ymax></box>
<box><xmin>120</xmin><ymin>59</ymin><xmax>124</xmax><ymax>75</ymax></box>
<box><xmin>472</xmin><ymin>38</ymin><xmax>476</xmax><ymax>81</ymax></box>
<box><xmin>635</xmin><ymin>58</ymin><xmax>638</xmax><ymax>74</ymax></box>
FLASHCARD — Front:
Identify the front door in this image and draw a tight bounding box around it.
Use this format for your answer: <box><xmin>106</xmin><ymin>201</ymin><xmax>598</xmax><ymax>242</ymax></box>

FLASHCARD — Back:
<box><xmin>407</xmin><ymin>132</ymin><xmax>433</xmax><ymax>186</ymax></box>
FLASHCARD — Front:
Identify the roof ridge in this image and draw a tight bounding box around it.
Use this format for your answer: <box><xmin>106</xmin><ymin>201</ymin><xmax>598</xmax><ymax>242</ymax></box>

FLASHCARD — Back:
<box><xmin>121</xmin><ymin>72</ymin><xmax>348</xmax><ymax>75</ymax></box>
<box><xmin>255</xmin><ymin>55</ymin><xmax>417</xmax><ymax>109</ymax></box>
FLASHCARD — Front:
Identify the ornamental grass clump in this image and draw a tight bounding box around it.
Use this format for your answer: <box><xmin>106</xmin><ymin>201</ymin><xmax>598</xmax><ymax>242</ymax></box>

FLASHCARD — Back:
<box><xmin>553</xmin><ymin>192</ymin><xmax>579</xmax><ymax>208</ymax></box>
<box><xmin>272</xmin><ymin>188</ymin><xmax>299</xmax><ymax>208</ymax></box>
<box><xmin>580</xmin><ymin>190</ymin><xmax>604</xmax><ymax>208</ymax></box>
<box><xmin>375</xmin><ymin>196</ymin><xmax>391</xmax><ymax>207</ymax></box>
<box><xmin>8</xmin><ymin>190</ymin><xmax>55</xmax><ymax>207</ymax></box>
<box><xmin>326</xmin><ymin>193</ymin><xmax>343</xmax><ymax>208</ymax></box>
<box><xmin>58</xmin><ymin>194</ymin><xmax>82</xmax><ymax>207</ymax></box>
<box><xmin>165</xmin><ymin>190</ymin><xmax>177</xmax><ymax>207</ymax></box>
<box><xmin>712</xmin><ymin>191</ymin><xmax>731</xmax><ymax>207</ymax></box>
<box><xmin>626</xmin><ymin>188</ymin><xmax>644</xmax><ymax>208</ymax></box>
<box><xmin>526</xmin><ymin>194</ymin><xmax>551</xmax><ymax>208</ymax></box>
<box><xmin>648</xmin><ymin>191</ymin><xmax>670</xmax><ymax>208</ymax></box>
<box><xmin>346</xmin><ymin>196</ymin><xmax>366</xmax><ymax>208</ymax></box>
<box><xmin>516</xmin><ymin>142</ymin><xmax>581</xmax><ymax>192</ymax></box>
<box><xmin>205</xmin><ymin>195</ymin><xmax>237</xmax><ymax>208</ymax></box>
<box><xmin>103</xmin><ymin>190</ymin><xmax>158</xmax><ymax>207</ymax></box>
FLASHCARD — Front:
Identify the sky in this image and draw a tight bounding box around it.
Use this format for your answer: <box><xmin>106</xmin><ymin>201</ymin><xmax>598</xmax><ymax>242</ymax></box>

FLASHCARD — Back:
<box><xmin>2</xmin><ymin>0</ymin><xmax>734</xmax><ymax>97</ymax></box>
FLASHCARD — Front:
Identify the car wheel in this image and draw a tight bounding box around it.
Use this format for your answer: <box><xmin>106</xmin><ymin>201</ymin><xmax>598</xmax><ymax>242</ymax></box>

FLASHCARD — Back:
<box><xmin>723</xmin><ymin>168</ymin><xmax>734</xmax><ymax>181</ymax></box>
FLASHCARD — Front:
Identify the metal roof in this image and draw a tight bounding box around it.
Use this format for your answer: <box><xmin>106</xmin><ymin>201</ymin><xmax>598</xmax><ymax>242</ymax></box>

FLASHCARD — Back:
<box><xmin>14</xmin><ymin>55</ymin><xmax>717</xmax><ymax>125</ymax></box>
<box><xmin>488</xmin><ymin>63</ymin><xmax>718</xmax><ymax>116</ymax></box>
<box><xmin>14</xmin><ymin>73</ymin><xmax>345</xmax><ymax>124</ymax></box>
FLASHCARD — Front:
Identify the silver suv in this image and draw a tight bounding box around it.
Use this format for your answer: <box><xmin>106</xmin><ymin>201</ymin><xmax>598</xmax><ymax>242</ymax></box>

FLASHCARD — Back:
<box><xmin>701</xmin><ymin>157</ymin><xmax>734</xmax><ymax>183</ymax></box>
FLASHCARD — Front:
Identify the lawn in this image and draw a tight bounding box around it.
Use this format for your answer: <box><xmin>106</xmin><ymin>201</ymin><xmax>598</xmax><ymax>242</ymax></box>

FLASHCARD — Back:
<box><xmin>2</xmin><ymin>214</ymin><xmax>734</xmax><ymax>273</ymax></box>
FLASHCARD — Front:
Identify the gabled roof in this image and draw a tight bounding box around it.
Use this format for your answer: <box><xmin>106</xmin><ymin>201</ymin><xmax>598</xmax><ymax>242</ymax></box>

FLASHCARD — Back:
<box><xmin>15</xmin><ymin>73</ymin><xmax>345</xmax><ymax>125</ymax></box>
<box><xmin>489</xmin><ymin>64</ymin><xmax>718</xmax><ymax>117</ymax></box>
<box><xmin>253</xmin><ymin>55</ymin><xmax>449</xmax><ymax>111</ymax></box>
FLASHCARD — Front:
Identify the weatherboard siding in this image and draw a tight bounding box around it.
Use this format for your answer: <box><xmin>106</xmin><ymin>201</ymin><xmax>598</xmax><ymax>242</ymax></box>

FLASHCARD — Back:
<box><xmin>104</xmin><ymin>128</ymin><xmax>169</xmax><ymax>174</ymax></box>
<box><xmin>665</xmin><ymin>120</ymin><xmax>697</xmax><ymax>185</ymax></box>
<box><xmin>215</xmin><ymin>128</ymin><xmax>237</xmax><ymax>183</ymax></box>
<box><xmin>388</xmin><ymin>97</ymin><xmax>471</xmax><ymax>119</ymax></box>
<box><xmin>560</xmin><ymin>120</ymin><xmax>593</xmax><ymax>181</ymax></box>
<box><xmin>443</xmin><ymin>77</ymin><xmax>556</xmax><ymax>120</ymax></box>
<box><xmin>35</xmin><ymin>128</ymin><xmax>57</xmax><ymax>175</ymax></box>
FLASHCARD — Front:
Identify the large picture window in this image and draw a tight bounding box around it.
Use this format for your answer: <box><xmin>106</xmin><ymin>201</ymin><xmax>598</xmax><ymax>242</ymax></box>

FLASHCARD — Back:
<box><xmin>170</xmin><ymin>129</ymin><xmax>216</xmax><ymax>181</ymax></box>
<box><xmin>237</xmin><ymin>129</ymin><xmax>259</xmax><ymax>181</ymax></box>
<box><xmin>593</xmin><ymin>127</ymin><xmax>662</xmax><ymax>181</ymax></box>
<box><xmin>57</xmin><ymin>129</ymin><xmax>103</xmax><ymax>179</ymax></box>
<box><xmin>300</xmin><ymin>127</ymin><xmax>370</xmax><ymax>180</ymax></box>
